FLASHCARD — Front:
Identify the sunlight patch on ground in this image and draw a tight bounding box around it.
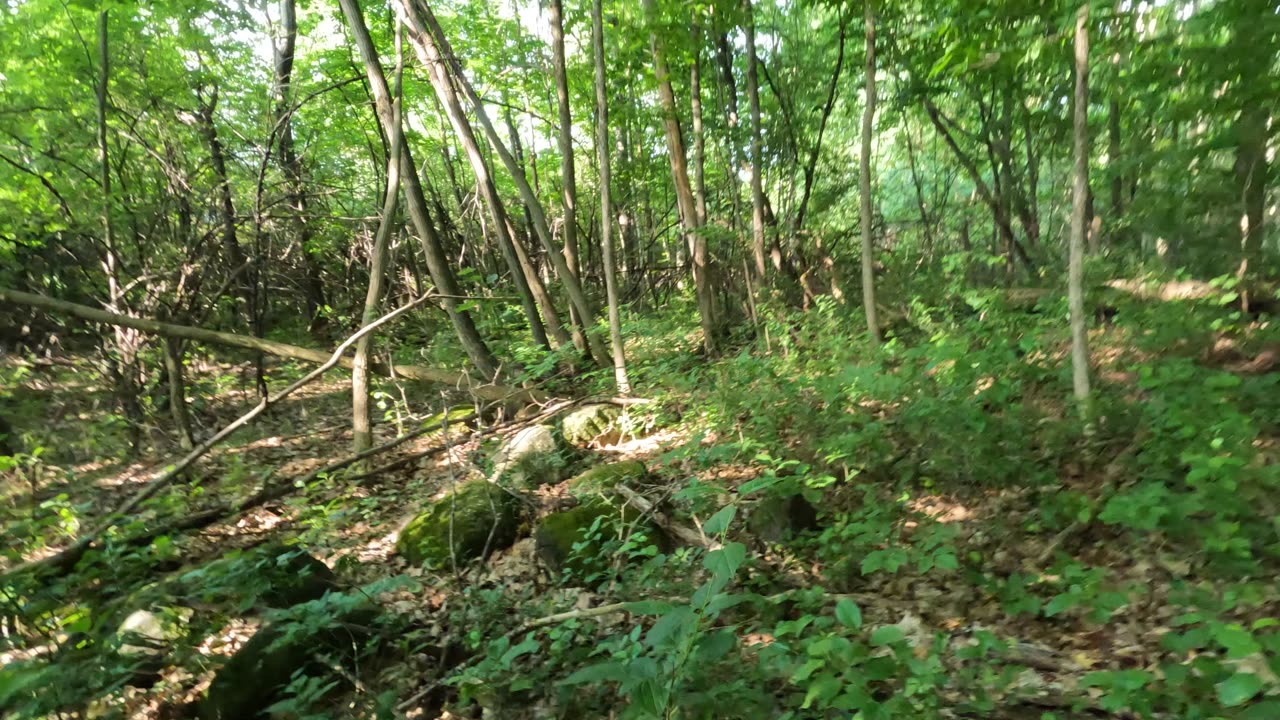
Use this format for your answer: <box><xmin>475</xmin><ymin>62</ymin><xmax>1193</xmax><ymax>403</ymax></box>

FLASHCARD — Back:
<box><xmin>909</xmin><ymin>494</ymin><xmax>975</xmax><ymax>523</ymax></box>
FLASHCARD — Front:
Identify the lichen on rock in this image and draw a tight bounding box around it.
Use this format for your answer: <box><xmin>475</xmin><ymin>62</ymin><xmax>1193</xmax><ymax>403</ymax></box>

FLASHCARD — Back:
<box><xmin>560</xmin><ymin>404</ymin><xmax>623</xmax><ymax>447</ymax></box>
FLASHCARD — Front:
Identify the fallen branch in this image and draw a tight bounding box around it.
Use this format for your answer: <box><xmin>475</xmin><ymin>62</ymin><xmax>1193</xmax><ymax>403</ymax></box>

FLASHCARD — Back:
<box><xmin>0</xmin><ymin>287</ymin><xmax>537</xmax><ymax>403</ymax></box>
<box><xmin>613</xmin><ymin>485</ymin><xmax>717</xmax><ymax>550</ymax></box>
<box><xmin>0</xmin><ymin>295</ymin><xmax>433</xmax><ymax>582</ymax></box>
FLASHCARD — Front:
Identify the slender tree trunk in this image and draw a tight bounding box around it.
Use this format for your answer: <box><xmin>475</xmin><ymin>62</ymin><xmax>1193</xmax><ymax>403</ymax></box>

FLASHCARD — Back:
<box><xmin>338</xmin><ymin>0</ymin><xmax>502</xmax><ymax>381</ymax></box>
<box><xmin>162</xmin><ymin>336</ymin><xmax>195</xmax><ymax>450</ymax></box>
<box><xmin>401</xmin><ymin>0</ymin><xmax>610</xmax><ymax>367</ymax></box>
<box><xmin>97</xmin><ymin>11</ymin><xmax>144</xmax><ymax>448</ymax></box>
<box><xmin>1108</xmin><ymin>98</ymin><xmax>1124</xmax><ymax>231</ymax></box>
<box><xmin>548</xmin><ymin>0</ymin><xmax>586</xmax><ymax>349</ymax></box>
<box><xmin>353</xmin><ymin>30</ymin><xmax>404</xmax><ymax>454</ymax></box>
<box><xmin>795</xmin><ymin>14</ymin><xmax>847</xmax><ymax>233</ymax></box>
<box><xmin>691</xmin><ymin>25</ymin><xmax>709</xmax><ymax>227</ymax></box>
<box><xmin>417</xmin><ymin>19</ymin><xmax>560</xmax><ymax>352</ymax></box>
<box><xmin>904</xmin><ymin>119</ymin><xmax>934</xmax><ymax>259</ymax></box>
<box><xmin>639</xmin><ymin>0</ymin><xmax>718</xmax><ymax>353</ymax></box>
<box><xmin>1069</xmin><ymin>4</ymin><xmax>1093</xmax><ymax>413</ymax></box>
<box><xmin>860</xmin><ymin>1</ymin><xmax>882</xmax><ymax>344</ymax></box>
<box><xmin>272</xmin><ymin>0</ymin><xmax>327</xmax><ymax>333</ymax></box>
<box><xmin>1237</xmin><ymin>103</ymin><xmax>1267</xmax><ymax>278</ymax></box>
<box><xmin>593</xmin><ymin>0</ymin><xmax>631</xmax><ymax>394</ymax></box>
<box><xmin>547</xmin><ymin>4</ymin><xmax>576</xmax><ymax>248</ymax></box>
<box><xmin>742</xmin><ymin>0</ymin><xmax>767</xmax><ymax>279</ymax></box>
<box><xmin>923</xmin><ymin>97</ymin><xmax>1037</xmax><ymax>274</ymax></box>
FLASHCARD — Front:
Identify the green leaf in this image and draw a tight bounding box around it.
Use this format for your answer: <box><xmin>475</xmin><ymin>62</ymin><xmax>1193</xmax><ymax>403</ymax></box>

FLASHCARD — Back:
<box><xmin>702</xmin><ymin>505</ymin><xmax>737</xmax><ymax>536</ymax></box>
<box><xmin>645</xmin><ymin>606</ymin><xmax>695</xmax><ymax>649</ymax></box>
<box><xmin>694</xmin><ymin>628</ymin><xmax>738</xmax><ymax>663</ymax></box>
<box><xmin>632</xmin><ymin>678</ymin><xmax>669</xmax><ymax>717</ymax></box>
<box><xmin>560</xmin><ymin>660</ymin><xmax>629</xmax><ymax>686</ymax></box>
<box><xmin>801</xmin><ymin>673</ymin><xmax>842</xmax><ymax>709</ymax></box>
<box><xmin>624</xmin><ymin>600</ymin><xmax>675</xmax><ymax>615</ymax></box>
<box><xmin>835</xmin><ymin>598</ymin><xmax>863</xmax><ymax>629</ymax></box>
<box><xmin>1216</xmin><ymin>672</ymin><xmax>1263</xmax><ymax>707</ymax></box>
<box><xmin>870</xmin><ymin>625</ymin><xmax>906</xmax><ymax>646</ymax></box>
<box><xmin>738</xmin><ymin>474</ymin><xmax>783</xmax><ymax>495</ymax></box>
<box><xmin>499</xmin><ymin>638</ymin><xmax>539</xmax><ymax>668</ymax></box>
<box><xmin>1214</xmin><ymin>624</ymin><xmax>1262</xmax><ymax>659</ymax></box>
<box><xmin>703</xmin><ymin>542</ymin><xmax>747</xmax><ymax>583</ymax></box>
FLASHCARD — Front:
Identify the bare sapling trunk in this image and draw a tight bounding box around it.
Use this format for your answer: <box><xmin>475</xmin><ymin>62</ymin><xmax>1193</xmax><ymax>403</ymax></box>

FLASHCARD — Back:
<box><xmin>743</xmin><ymin>0</ymin><xmax>768</xmax><ymax>280</ymax></box>
<box><xmin>400</xmin><ymin>0</ymin><xmax>611</xmax><ymax>367</ymax></box>
<box><xmin>859</xmin><ymin>1</ymin><xmax>882</xmax><ymax>344</ymax></box>
<box><xmin>549</xmin><ymin>0</ymin><xmax>587</xmax><ymax>350</ymax></box>
<box><xmin>337</xmin><ymin>0</ymin><xmax>502</xmax><ymax>382</ymax></box>
<box><xmin>593</xmin><ymin>0</ymin><xmax>631</xmax><ymax>393</ymax></box>
<box><xmin>639</xmin><ymin>0</ymin><xmax>719</xmax><ymax>354</ymax></box>
<box><xmin>1069</xmin><ymin>4</ymin><xmax>1093</xmax><ymax>415</ymax></box>
<box><xmin>353</xmin><ymin>30</ymin><xmax>405</xmax><ymax>454</ymax></box>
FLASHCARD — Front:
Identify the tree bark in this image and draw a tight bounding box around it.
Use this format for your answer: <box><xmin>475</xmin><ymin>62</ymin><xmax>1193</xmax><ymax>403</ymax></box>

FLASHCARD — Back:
<box><xmin>640</xmin><ymin>0</ymin><xmax>719</xmax><ymax>353</ymax></box>
<box><xmin>416</xmin><ymin>15</ymin><xmax>562</xmax><ymax>353</ymax></box>
<box><xmin>400</xmin><ymin>0</ymin><xmax>611</xmax><ymax>367</ymax></box>
<box><xmin>593</xmin><ymin>0</ymin><xmax>631</xmax><ymax>394</ymax></box>
<box><xmin>1069</xmin><ymin>5</ymin><xmax>1093</xmax><ymax>412</ymax></box>
<box><xmin>795</xmin><ymin>13</ymin><xmax>847</xmax><ymax>233</ymax></box>
<box><xmin>548</xmin><ymin>0</ymin><xmax>586</xmax><ymax>348</ymax></box>
<box><xmin>353</xmin><ymin>31</ymin><xmax>405</xmax><ymax>454</ymax></box>
<box><xmin>923</xmin><ymin>97</ymin><xmax>1036</xmax><ymax>274</ymax></box>
<box><xmin>860</xmin><ymin>1</ymin><xmax>882</xmax><ymax>344</ymax></box>
<box><xmin>691</xmin><ymin>25</ymin><xmax>709</xmax><ymax>227</ymax></box>
<box><xmin>271</xmin><ymin>0</ymin><xmax>327</xmax><ymax>332</ymax></box>
<box><xmin>0</xmin><ymin>288</ymin><xmax>530</xmax><ymax>403</ymax></box>
<box><xmin>338</xmin><ymin>0</ymin><xmax>502</xmax><ymax>382</ymax></box>
<box><xmin>743</xmin><ymin>0</ymin><xmax>768</xmax><ymax>280</ymax></box>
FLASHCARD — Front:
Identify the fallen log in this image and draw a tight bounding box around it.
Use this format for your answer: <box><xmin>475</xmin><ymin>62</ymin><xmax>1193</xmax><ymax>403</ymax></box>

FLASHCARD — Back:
<box><xmin>0</xmin><ymin>287</ymin><xmax>535</xmax><ymax>404</ymax></box>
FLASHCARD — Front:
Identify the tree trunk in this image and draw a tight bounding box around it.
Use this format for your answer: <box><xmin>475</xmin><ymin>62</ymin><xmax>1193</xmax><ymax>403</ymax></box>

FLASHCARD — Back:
<box><xmin>640</xmin><ymin>0</ymin><xmax>718</xmax><ymax>353</ymax></box>
<box><xmin>548</xmin><ymin>0</ymin><xmax>586</xmax><ymax>349</ymax></box>
<box><xmin>353</xmin><ymin>31</ymin><xmax>404</xmax><ymax>454</ymax></box>
<box><xmin>593</xmin><ymin>0</ymin><xmax>631</xmax><ymax>394</ymax></box>
<box><xmin>400</xmin><ymin>0</ymin><xmax>610</xmax><ymax>367</ymax></box>
<box><xmin>1069</xmin><ymin>4</ymin><xmax>1093</xmax><ymax>413</ymax></box>
<box><xmin>795</xmin><ymin>14</ymin><xmax>847</xmax><ymax>233</ymax></box>
<box><xmin>860</xmin><ymin>1</ymin><xmax>882</xmax><ymax>344</ymax></box>
<box><xmin>923</xmin><ymin>97</ymin><xmax>1036</xmax><ymax>274</ymax></box>
<box><xmin>338</xmin><ymin>0</ymin><xmax>502</xmax><ymax>382</ymax></box>
<box><xmin>162</xmin><ymin>335</ymin><xmax>194</xmax><ymax>450</ymax></box>
<box><xmin>743</xmin><ymin>0</ymin><xmax>768</xmax><ymax>279</ymax></box>
<box><xmin>417</xmin><ymin>16</ymin><xmax>561</xmax><ymax>353</ymax></box>
<box><xmin>691</xmin><ymin>25</ymin><xmax>709</xmax><ymax>227</ymax></box>
<box><xmin>904</xmin><ymin>119</ymin><xmax>934</xmax><ymax>259</ymax></box>
<box><xmin>272</xmin><ymin>0</ymin><xmax>327</xmax><ymax>333</ymax></box>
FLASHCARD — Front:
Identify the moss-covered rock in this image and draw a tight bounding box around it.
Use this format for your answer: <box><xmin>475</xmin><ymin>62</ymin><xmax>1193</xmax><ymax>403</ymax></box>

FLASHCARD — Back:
<box><xmin>566</xmin><ymin>461</ymin><xmax>647</xmax><ymax>498</ymax></box>
<box><xmin>196</xmin><ymin>603</ymin><xmax>379</xmax><ymax>720</ymax></box>
<box><xmin>246</xmin><ymin>543</ymin><xmax>338</xmax><ymax>608</ymax></box>
<box><xmin>492</xmin><ymin>425</ymin><xmax>565</xmax><ymax>487</ymax></box>
<box><xmin>561</xmin><ymin>404</ymin><xmax>623</xmax><ymax>447</ymax></box>
<box><xmin>534</xmin><ymin>502</ymin><xmax>663</xmax><ymax>578</ymax></box>
<box><xmin>185</xmin><ymin>543</ymin><xmax>337</xmax><ymax>610</ymax></box>
<box><xmin>396</xmin><ymin>481</ymin><xmax>522</xmax><ymax>568</ymax></box>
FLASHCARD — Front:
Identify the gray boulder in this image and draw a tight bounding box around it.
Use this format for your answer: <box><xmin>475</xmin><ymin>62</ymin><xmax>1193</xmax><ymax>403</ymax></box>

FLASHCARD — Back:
<box><xmin>491</xmin><ymin>424</ymin><xmax>564</xmax><ymax>486</ymax></box>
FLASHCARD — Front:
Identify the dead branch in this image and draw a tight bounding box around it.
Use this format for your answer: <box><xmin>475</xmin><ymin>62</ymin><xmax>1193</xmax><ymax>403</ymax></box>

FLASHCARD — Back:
<box><xmin>0</xmin><ymin>295</ymin><xmax>432</xmax><ymax>582</ymax></box>
<box><xmin>0</xmin><ymin>287</ymin><xmax>537</xmax><ymax>403</ymax></box>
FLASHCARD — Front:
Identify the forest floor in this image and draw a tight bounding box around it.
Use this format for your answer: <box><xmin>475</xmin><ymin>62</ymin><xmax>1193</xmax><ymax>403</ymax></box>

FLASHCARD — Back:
<box><xmin>3</xmin><ymin>280</ymin><xmax>1279</xmax><ymax>719</ymax></box>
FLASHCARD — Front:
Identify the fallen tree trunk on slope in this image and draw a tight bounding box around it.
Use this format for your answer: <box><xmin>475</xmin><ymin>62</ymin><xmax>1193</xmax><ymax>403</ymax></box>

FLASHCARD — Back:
<box><xmin>0</xmin><ymin>288</ymin><xmax>535</xmax><ymax>404</ymax></box>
